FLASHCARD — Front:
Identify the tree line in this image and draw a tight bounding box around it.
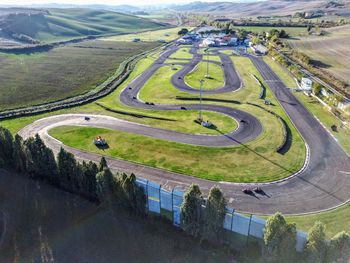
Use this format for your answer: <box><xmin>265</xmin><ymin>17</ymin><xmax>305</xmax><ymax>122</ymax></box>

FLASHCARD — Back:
<box><xmin>1</xmin><ymin>126</ymin><xmax>349</xmax><ymax>261</ymax></box>
<box><xmin>0</xmin><ymin>127</ymin><xmax>146</xmax><ymax>215</ymax></box>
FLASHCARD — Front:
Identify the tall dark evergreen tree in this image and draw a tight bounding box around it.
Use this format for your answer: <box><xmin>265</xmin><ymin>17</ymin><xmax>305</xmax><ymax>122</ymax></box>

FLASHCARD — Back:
<box><xmin>80</xmin><ymin>161</ymin><xmax>98</xmax><ymax>199</ymax></box>
<box><xmin>203</xmin><ymin>186</ymin><xmax>226</xmax><ymax>242</ymax></box>
<box><xmin>57</xmin><ymin>147</ymin><xmax>82</xmax><ymax>191</ymax></box>
<box><xmin>0</xmin><ymin>126</ymin><xmax>14</xmax><ymax>167</ymax></box>
<box><xmin>24</xmin><ymin>134</ymin><xmax>58</xmax><ymax>183</ymax></box>
<box><xmin>181</xmin><ymin>184</ymin><xmax>203</xmax><ymax>238</ymax></box>
<box><xmin>121</xmin><ymin>173</ymin><xmax>146</xmax><ymax>215</ymax></box>
<box><xmin>96</xmin><ymin>167</ymin><xmax>115</xmax><ymax>202</ymax></box>
<box><xmin>12</xmin><ymin>134</ymin><xmax>27</xmax><ymax>172</ymax></box>
<box><xmin>99</xmin><ymin>156</ymin><xmax>108</xmax><ymax>172</ymax></box>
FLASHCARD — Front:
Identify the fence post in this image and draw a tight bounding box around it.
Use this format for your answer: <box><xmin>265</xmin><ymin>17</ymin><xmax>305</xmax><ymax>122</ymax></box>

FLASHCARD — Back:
<box><xmin>146</xmin><ymin>180</ymin><xmax>150</xmax><ymax>214</ymax></box>
<box><xmin>171</xmin><ymin>188</ymin><xmax>174</xmax><ymax>225</ymax></box>
<box><xmin>246</xmin><ymin>214</ymin><xmax>253</xmax><ymax>246</ymax></box>
<box><xmin>159</xmin><ymin>185</ymin><xmax>162</xmax><ymax>217</ymax></box>
<box><xmin>230</xmin><ymin>209</ymin><xmax>234</xmax><ymax>231</ymax></box>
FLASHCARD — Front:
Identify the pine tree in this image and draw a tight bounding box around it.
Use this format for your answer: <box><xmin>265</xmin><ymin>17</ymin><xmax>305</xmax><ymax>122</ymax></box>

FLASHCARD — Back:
<box><xmin>120</xmin><ymin>173</ymin><xmax>146</xmax><ymax>215</ymax></box>
<box><xmin>304</xmin><ymin>222</ymin><xmax>327</xmax><ymax>263</ymax></box>
<box><xmin>181</xmin><ymin>184</ymin><xmax>203</xmax><ymax>238</ymax></box>
<box><xmin>12</xmin><ymin>134</ymin><xmax>27</xmax><ymax>172</ymax></box>
<box><xmin>203</xmin><ymin>186</ymin><xmax>226</xmax><ymax>242</ymax></box>
<box><xmin>96</xmin><ymin>167</ymin><xmax>115</xmax><ymax>202</ymax></box>
<box><xmin>24</xmin><ymin>135</ymin><xmax>58</xmax><ymax>183</ymax></box>
<box><xmin>80</xmin><ymin>161</ymin><xmax>98</xmax><ymax>199</ymax></box>
<box><xmin>0</xmin><ymin>126</ymin><xmax>14</xmax><ymax>167</ymax></box>
<box><xmin>326</xmin><ymin>231</ymin><xmax>350</xmax><ymax>263</ymax></box>
<box><xmin>263</xmin><ymin>212</ymin><xmax>297</xmax><ymax>263</ymax></box>
<box><xmin>99</xmin><ymin>156</ymin><xmax>108</xmax><ymax>171</ymax></box>
<box><xmin>57</xmin><ymin>147</ymin><xmax>81</xmax><ymax>190</ymax></box>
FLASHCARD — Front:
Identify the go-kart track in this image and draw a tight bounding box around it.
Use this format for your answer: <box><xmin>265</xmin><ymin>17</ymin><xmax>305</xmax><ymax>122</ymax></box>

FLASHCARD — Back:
<box><xmin>19</xmin><ymin>44</ymin><xmax>350</xmax><ymax>215</ymax></box>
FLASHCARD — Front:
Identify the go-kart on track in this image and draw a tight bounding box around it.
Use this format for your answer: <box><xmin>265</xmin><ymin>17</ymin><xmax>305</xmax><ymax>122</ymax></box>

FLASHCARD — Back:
<box><xmin>19</xmin><ymin>44</ymin><xmax>350</xmax><ymax>215</ymax></box>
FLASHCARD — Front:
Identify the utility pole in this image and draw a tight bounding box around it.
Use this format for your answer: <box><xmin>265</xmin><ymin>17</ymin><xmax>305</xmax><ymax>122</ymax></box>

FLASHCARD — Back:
<box><xmin>199</xmin><ymin>79</ymin><xmax>204</xmax><ymax>121</ymax></box>
<box><xmin>206</xmin><ymin>49</ymin><xmax>210</xmax><ymax>78</ymax></box>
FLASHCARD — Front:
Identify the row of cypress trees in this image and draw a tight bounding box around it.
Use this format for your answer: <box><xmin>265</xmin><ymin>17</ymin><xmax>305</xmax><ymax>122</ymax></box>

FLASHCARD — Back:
<box><xmin>0</xmin><ymin>126</ymin><xmax>146</xmax><ymax>214</ymax></box>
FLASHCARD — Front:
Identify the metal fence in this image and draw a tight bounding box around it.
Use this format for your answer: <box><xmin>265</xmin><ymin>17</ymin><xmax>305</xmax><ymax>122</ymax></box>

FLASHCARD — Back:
<box><xmin>136</xmin><ymin>177</ymin><xmax>307</xmax><ymax>252</ymax></box>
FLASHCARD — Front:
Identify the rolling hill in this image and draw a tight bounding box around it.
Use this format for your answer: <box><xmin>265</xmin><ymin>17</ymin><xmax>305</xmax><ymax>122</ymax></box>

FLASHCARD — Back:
<box><xmin>0</xmin><ymin>8</ymin><xmax>166</xmax><ymax>44</ymax></box>
<box><xmin>171</xmin><ymin>0</ymin><xmax>350</xmax><ymax>18</ymax></box>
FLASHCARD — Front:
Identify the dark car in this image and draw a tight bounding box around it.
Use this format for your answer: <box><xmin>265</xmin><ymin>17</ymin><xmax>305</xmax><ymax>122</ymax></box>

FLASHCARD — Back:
<box><xmin>242</xmin><ymin>188</ymin><xmax>253</xmax><ymax>195</ymax></box>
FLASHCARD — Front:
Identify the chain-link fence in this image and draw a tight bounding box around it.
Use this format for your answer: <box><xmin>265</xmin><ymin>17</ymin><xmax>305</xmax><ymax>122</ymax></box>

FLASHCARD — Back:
<box><xmin>136</xmin><ymin>177</ymin><xmax>307</xmax><ymax>252</ymax></box>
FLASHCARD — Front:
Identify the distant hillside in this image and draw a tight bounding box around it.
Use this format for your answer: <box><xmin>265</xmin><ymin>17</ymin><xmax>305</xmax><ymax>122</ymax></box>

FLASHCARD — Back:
<box><xmin>171</xmin><ymin>0</ymin><xmax>350</xmax><ymax>18</ymax></box>
<box><xmin>0</xmin><ymin>8</ymin><xmax>166</xmax><ymax>45</ymax></box>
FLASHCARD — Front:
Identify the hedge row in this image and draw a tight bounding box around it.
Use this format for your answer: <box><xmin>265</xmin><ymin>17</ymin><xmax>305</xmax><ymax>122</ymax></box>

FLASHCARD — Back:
<box><xmin>251</xmin><ymin>74</ymin><xmax>266</xmax><ymax>99</ymax></box>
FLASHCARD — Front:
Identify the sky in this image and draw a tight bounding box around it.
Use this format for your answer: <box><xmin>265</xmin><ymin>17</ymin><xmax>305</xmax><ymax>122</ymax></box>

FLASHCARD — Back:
<box><xmin>1</xmin><ymin>0</ymin><xmax>252</xmax><ymax>6</ymax></box>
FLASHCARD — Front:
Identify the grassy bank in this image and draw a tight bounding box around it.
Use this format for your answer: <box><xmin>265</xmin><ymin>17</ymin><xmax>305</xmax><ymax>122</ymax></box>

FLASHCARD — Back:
<box><xmin>264</xmin><ymin>56</ymin><xmax>350</xmax><ymax>155</ymax></box>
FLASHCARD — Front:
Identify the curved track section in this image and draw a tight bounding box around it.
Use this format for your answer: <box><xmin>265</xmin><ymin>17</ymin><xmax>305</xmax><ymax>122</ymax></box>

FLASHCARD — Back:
<box><xmin>19</xmin><ymin>44</ymin><xmax>350</xmax><ymax>215</ymax></box>
<box><xmin>171</xmin><ymin>46</ymin><xmax>242</xmax><ymax>94</ymax></box>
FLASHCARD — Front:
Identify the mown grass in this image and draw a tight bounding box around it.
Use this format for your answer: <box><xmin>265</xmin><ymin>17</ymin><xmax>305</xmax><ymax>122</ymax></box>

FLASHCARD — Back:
<box><xmin>169</xmin><ymin>48</ymin><xmax>193</xmax><ymax>60</ymax></box>
<box><xmin>185</xmin><ymin>61</ymin><xmax>225</xmax><ymax>90</ymax></box>
<box><xmin>264</xmin><ymin>56</ymin><xmax>350</xmax><ymax>155</ymax></box>
<box><xmin>0</xmin><ymin>40</ymin><xmax>158</xmax><ymax>111</ymax></box>
<box><xmin>284</xmin><ymin>204</ymin><xmax>350</xmax><ymax>239</ymax></box>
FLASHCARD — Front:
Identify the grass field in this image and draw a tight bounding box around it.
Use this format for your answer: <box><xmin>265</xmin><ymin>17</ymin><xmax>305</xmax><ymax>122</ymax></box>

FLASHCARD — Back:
<box><xmin>185</xmin><ymin>61</ymin><xmax>225</xmax><ymax>90</ymax></box>
<box><xmin>169</xmin><ymin>48</ymin><xmax>193</xmax><ymax>60</ymax></box>
<box><xmin>233</xmin><ymin>26</ymin><xmax>308</xmax><ymax>37</ymax></box>
<box><xmin>3</xmin><ymin>8</ymin><xmax>166</xmax><ymax>43</ymax></box>
<box><xmin>286</xmin><ymin>25</ymin><xmax>350</xmax><ymax>85</ymax></box>
<box><xmin>101</xmin><ymin>27</ymin><xmax>191</xmax><ymax>42</ymax></box>
<box><xmin>264</xmin><ymin>56</ymin><xmax>350</xmax><ymax>155</ymax></box>
<box><xmin>285</xmin><ymin>204</ymin><xmax>350</xmax><ymax>239</ymax></box>
<box><xmin>0</xmin><ymin>40</ymin><xmax>158</xmax><ymax>111</ymax></box>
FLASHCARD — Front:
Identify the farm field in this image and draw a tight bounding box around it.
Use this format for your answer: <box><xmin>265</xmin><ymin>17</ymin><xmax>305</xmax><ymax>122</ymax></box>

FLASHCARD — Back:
<box><xmin>0</xmin><ymin>40</ymin><xmax>158</xmax><ymax>111</ymax></box>
<box><xmin>286</xmin><ymin>24</ymin><xmax>350</xmax><ymax>86</ymax></box>
<box><xmin>264</xmin><ymin>55</ymin><xmax>350</xmax><ymax>155</ymax></box>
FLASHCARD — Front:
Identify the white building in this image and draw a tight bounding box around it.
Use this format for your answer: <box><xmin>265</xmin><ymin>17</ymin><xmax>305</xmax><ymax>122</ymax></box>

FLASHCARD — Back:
<box><xmin>300</xmin><ymin>78</ymin><xmax>313</xmax><ymax>95</ymax></box>
<box><xmin>202</xmin><ymin>38</ymin><xmax>216</xmax><ymax>47</ymax></box>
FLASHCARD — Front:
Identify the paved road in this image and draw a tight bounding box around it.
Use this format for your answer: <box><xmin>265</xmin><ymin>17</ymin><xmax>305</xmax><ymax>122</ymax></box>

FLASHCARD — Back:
<box><xmin>19</xmin><ymin>45</ymin><xmax>350</xmax><ymax>215</ymax></box>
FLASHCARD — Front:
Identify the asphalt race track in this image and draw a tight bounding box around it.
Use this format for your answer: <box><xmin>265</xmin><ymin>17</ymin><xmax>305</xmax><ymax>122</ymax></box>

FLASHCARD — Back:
<box><xmin>19</xmin><ymin>44</ymin><xmax>350</xmax><ymax>215</ymax></box>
